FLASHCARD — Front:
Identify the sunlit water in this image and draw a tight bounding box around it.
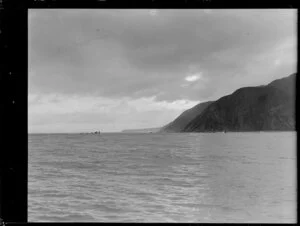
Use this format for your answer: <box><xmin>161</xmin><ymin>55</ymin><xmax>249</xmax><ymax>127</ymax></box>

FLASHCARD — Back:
<box><xmin>28</xmin><ymin>132</ymin><xmax>296</xmax><ymax>223</ymax></box>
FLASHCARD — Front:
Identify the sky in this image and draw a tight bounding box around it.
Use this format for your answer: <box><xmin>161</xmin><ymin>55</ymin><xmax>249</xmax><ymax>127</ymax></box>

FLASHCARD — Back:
<box><xmin>28</xmin><ymin>9</ymin><xmax>297</xmax><ymax>133</ymax></box>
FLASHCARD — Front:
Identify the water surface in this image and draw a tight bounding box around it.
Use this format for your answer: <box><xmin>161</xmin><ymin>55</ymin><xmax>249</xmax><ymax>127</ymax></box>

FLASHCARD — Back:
<box><xmin>28</xmin><ymin>132</ymin><xmax>296</xmax><ymax>222</ymax></box>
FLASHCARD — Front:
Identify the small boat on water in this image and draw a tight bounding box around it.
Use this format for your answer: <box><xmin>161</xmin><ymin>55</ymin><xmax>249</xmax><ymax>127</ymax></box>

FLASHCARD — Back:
<box><xmin>80</xmin><ymin>131</ymin><xmax>101</xmax><ymax>135</ymax></box>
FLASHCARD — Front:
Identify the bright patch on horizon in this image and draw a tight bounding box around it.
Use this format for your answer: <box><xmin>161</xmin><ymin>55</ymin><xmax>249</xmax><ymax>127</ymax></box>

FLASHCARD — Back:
<box><xmin>28</xmin><ymin>93</ymin><xmax>199</xmax><ymax>115</ymax></box>
<box><xmin>28</xmin><ymin>93</ymin><xmax>199</xmax><ymax>132</ymax></box>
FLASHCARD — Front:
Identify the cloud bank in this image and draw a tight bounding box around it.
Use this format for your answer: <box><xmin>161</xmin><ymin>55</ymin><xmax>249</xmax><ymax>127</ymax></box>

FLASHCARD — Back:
<box><xmin>29</xmin><ymin>9</ymin><xmax>297</xmax><ymax>132</ymax></box>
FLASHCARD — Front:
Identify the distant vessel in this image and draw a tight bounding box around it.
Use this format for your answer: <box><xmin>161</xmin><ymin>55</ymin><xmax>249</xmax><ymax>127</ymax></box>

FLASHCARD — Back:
<box><xmin>80</xmin><ymin>131</ymin><xmax>101</xmax><ymax>135</ymax></box>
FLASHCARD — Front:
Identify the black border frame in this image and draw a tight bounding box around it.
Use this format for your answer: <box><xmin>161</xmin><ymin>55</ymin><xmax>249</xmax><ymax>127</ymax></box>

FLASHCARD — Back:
<box><xmin>0</xmin><ymin>0</ymin><xmax>298</xmax><ymax>224</ymax></box>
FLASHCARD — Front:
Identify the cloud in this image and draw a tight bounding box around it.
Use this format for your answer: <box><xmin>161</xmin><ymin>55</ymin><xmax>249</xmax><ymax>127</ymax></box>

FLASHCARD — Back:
<box><xmin>28</xmin><ymin>93</ymin><xmax>199</xmax><ymax>132</ymax></box>
<box><xmin>28</xmin><ymin>9</ymin><xmax>297</xmax><ymax>132</ymax></box>
<box><xmin>29</xmin><ymin>93</ymin><xmax>198</xmax><ymax>114</ymax></box>
<box><xmin>185</xmin><ymin>73</ymin><xmax>202</xmax><ymax>82</ymax></box>
<box><xmin>29</xmin><ymin>9</ymin><xmax>296</xmax><ymax>102</ymax></box>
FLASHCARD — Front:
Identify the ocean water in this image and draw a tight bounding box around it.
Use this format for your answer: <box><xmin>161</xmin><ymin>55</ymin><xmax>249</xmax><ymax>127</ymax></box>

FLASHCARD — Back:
<box><xmin>28</xmin><ymin>132</ymin><xmax>297</xmax><ymax>223</ymax></box>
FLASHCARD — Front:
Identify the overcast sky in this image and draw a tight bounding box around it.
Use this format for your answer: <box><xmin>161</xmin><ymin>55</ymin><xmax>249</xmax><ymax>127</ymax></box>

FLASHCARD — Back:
<box><xmin>28</xmin><ymin>9</ymin><xmax>297</xmax><ymax>133</ymax></box>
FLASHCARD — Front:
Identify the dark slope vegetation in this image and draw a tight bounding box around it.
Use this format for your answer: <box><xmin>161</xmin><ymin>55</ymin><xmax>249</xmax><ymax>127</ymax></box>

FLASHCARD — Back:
<box><xmin>161</xmin><ymin>101</ymin><xmax>213</xmax><ymax>132</ymax></box>
<box><xmin>183</xmin><ymin>73</ymin><xmax>296</xmax><ymax>132</ymax></box>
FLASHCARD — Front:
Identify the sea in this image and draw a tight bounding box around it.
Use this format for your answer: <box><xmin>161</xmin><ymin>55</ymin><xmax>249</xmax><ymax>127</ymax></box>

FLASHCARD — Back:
<box><xmin>28</xmin><ymin>132</ymin><xmax>297</xmax><ymax>223</ymax></box>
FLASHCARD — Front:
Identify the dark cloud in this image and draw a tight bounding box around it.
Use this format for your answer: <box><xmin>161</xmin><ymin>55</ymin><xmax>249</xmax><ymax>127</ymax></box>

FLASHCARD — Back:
<box><xmin>29</xmin><ymin>9</ymin><xmax>297</xmax><ymax>101</ymax></box>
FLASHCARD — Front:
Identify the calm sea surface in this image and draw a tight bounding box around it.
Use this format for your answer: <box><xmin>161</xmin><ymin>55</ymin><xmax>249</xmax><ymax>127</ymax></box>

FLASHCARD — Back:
<box><xmin>28</xmin><ymin>132</ymin><xmax>296</xmax><ymax>222</ymax></box>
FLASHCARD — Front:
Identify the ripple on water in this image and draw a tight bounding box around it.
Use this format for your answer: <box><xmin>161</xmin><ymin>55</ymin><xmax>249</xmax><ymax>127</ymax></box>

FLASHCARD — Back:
<box><xmin>29</xmin><ymin>133</ymin><xmax>296</xmax><ymax>223</ymax></box>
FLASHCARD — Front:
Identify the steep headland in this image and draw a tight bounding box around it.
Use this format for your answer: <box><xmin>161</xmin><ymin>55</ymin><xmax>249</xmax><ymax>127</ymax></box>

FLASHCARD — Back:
<box><xmin>160</xmin><ymin>101</ymin><xmax>213</xmax><ymax>132</ymax></box>
<box><xmin>126</xmin><ymin>73</ymin><xmax>296</xmax><ymax>133</ymax></box>
<box><xmin>182</xmin><ymin>73</ymin><xmax>296</xmax><ymax>132</ymax></box>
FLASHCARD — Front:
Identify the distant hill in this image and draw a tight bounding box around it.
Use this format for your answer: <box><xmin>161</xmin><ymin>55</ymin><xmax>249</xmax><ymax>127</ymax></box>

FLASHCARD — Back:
<box><xmin>160</xmin><ymin>101</ymin><xmax>213</xmax><ymax>132</ymax></box>
<box><xmin>121</xmin><ymin>127</ymin><xmax>161</xmax><ymax>133</ymax></box>
<box><xmin>183</xmin><ymin>73</ymin><xmax>296</xmax><ymax>132</ymax></box>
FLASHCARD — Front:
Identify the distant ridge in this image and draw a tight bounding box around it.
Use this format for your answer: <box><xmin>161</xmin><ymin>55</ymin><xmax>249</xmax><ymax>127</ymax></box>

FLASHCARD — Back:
<box><xmin>122</xmin><ymin>127</ymin><xmax>161</xmax><ymax>133</ymax></box>
<box><xmin>161</xmin><ymin>73</ymin><xmax>296</xmax><ymax>132</ymax></box>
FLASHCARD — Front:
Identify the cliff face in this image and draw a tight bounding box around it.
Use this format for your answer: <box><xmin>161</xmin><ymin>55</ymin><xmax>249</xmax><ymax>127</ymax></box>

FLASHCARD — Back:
<box><xmin>183</xmin><ymin>73</ymin><xmax>296</xmax><ymax>132</ymax></box>
<box><xmin>161</xmin><ymin>101</ymin><xmax>213</xmax><ymax>132</ymax></box>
